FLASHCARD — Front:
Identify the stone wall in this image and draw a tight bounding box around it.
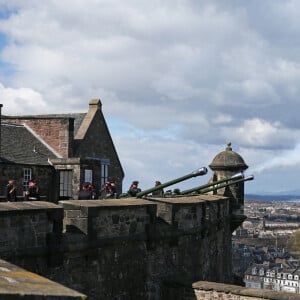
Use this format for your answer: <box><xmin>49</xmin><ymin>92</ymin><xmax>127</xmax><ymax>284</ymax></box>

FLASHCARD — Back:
<box><xmin>0</xmin><ymin>201</ymin><xmax>63</xmax><ymax>265</ymax></box>
<box><xmin>73</xmin><ymin>105</ymin><xmax>124</xmax><ymax>191</ymax></box>
<box><xmin>0</xmin><ymin>195</ymin><xmax>234</xmax><ymax>299</ymax></box>
<box><xmin>0</xmin><ymin>195</ymin><xmax>295</xmax><ymax>299</ymax></box>
<box><xmin>162</xmin><ymin>281</ymin><xmax>300</xmax><ymax>300</ymax></box>
<box><xmin>0</xmin><ymin>163</ymin><xmax>55</xmax><ymax>201</ymax></box>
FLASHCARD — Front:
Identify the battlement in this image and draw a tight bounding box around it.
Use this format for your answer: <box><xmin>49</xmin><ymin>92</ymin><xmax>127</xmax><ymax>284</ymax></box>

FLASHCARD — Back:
<box><xmin>0</xmin><ymin>197</ymin><xmax>296</xmax><ymax>299</ymax></box>
<box><xmin>0</xmin><ymin>201</ymin><xmax>62</xmax><ymax>260</ymax></box>
<box><xmin>0</xmin><ymin>196</ymin><xmax>234</xmax><ymax>299</ymax></box>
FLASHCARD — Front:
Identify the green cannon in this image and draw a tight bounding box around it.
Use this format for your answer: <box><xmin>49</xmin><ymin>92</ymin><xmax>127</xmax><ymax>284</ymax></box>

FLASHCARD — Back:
<box><xmin>180</xmin><ymin>173</ymin><xmax>254</xmax><ymax>195</ymax></box>
<box><xmin>136</xmin><ymin>167</ymin><xmax>208</xmax><ymax>198</ymax></box>
<box><xmin>180</xmin><ymin>172</ymin><xmax>244</xmax><ymax>195</ymax></box>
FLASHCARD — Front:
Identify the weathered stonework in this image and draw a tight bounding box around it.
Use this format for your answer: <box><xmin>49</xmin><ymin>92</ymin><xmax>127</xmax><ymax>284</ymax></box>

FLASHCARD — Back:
<box><xmin>0</xmin><ymin>196</ymin><xmax>232</xmax><ymax>299</ymax></box>
<box><xmin>0</xmin><ymin>164</ymin><xmax>55</xmax><ymax>201</ymax></box>
<box><xmin>0</xmin><ymin>196</ymin><xmax>297</xmax><ymax>299</ymax></box>
<box><xmin>2</xmin><ymin>100</ymin><xmax>124</xmax><ymax>202</ymax></box>
<box><xmin>0</xmin><ymin>259</ymin><xmax>86</xmax><ymax>299</ymax></box>
<box><xmin>162</xmin><ymin>281</ymin><xmax>300</xmax><ymax>300</ymax></box>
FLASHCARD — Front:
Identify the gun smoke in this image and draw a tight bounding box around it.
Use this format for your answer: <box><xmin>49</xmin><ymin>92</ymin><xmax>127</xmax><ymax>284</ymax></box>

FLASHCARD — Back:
<box><xmin>251</xmin><ymin>143</ymin><xmax>300</xmax><ymax>174</ymax></box>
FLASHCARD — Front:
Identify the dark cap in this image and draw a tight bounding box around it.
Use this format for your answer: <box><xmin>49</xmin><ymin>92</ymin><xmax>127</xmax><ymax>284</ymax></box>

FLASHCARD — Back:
<box><xmin>132</xmin><ymin>181</ymin><xmax>139</xmax><ymax>185</ymax></box>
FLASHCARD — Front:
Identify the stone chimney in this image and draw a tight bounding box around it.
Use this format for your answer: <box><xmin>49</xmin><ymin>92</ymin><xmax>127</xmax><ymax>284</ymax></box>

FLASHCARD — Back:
<box><xmin>75</xmin><ymin>99</ymin><xmax>102</xmax><ymax>140</ymax></box>
<box><xmin>89</xmin><ymin>99</ymin><xmax>102</xmax><ymax>109</ymax></box>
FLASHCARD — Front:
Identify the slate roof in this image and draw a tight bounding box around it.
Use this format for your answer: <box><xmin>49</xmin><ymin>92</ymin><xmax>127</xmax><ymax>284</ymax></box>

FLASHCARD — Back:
<box><xmin>0</xmin><ymin>123</ymin><xmax>58</xmax><ymax>165</ymax></box>
<box><xmin>3</xmin><ymin>113</ymin><xmax>86</xmax><ymax>137</ymax></box>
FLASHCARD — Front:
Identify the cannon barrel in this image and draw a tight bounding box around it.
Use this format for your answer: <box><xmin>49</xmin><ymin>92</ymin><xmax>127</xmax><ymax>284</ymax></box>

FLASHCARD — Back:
<box><xmin>183</xmin><ymin>175</ymin><xmax>254</xmax><ymax>195</ymax></box>
<box><xmin>180</xmin><ymin>172</ymin><xmax>244</xmax><ymax>195</ymax></box>
<box><xmin>136</xmin><ymin>167</ymin><xmax>208</xmax><ymax>198</ymax></box>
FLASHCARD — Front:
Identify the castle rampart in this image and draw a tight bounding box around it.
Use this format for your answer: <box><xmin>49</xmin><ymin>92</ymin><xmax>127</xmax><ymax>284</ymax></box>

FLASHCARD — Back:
<box><xmin>0</xmin><ymin>195</ymin><xmax>232</xmax><ymax>299</ymax></box>
<box><xmin>0</xmin><ymin>197</ymin><xmax>300</xmax><ymax>299</ymax></box>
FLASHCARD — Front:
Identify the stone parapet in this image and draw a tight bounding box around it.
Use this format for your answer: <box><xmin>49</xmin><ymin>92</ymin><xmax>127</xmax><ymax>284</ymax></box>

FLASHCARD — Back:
<box><xmin>162</xmin><ymin>281</ymin><xmax>300</xmax><ymax>300</ymax></box>
<box><xmin>0</xmin><ymin>196</ymin><xmax>244</xmax><ymax>299</ymax></box>
<box><xmin>149</xmin><ymin>194</ymin><xmax>229</xmax><ymax>229</ymax></box>
<box><xmin>60</xmin><ymin>199</ymin><xmax>156</xmax><ymax>238</ymax></box>
<box><xmin>0</xmin><ymin>201</ymin><xmax>63</xmax><ymax>261</ymax></box>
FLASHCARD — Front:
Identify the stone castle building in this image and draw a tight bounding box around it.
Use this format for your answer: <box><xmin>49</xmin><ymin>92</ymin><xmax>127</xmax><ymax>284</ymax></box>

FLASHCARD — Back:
<box><xmin>0</xmin><ymin>101</ymin><xmax>299</xmax><ymax>299</ymax></box>
<box><xmin>0</xmin><ymin>99</ymin><xmax>124</xmax><ymax>202</ymax></box>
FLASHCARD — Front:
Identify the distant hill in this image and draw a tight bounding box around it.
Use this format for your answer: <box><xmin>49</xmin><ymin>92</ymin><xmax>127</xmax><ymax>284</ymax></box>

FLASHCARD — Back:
<box><xmin>245</xmin><ymin>193</ymin><xmax>300</xmax><ymax>202</ymax></box>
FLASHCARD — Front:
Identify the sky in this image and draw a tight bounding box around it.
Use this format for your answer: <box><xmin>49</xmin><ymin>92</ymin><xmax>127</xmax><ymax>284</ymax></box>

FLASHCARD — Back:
<box><xmin>0</xmin><ymin>1</ymin><xmax>300</xmax><ymax>194</ymax></box>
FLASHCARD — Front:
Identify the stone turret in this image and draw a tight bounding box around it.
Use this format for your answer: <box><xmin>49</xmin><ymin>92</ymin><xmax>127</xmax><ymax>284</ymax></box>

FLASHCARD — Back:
<box><xmin>209</xmin><ymin>142</ymin><xmax>248</xmax><ymax>230</ymax></box>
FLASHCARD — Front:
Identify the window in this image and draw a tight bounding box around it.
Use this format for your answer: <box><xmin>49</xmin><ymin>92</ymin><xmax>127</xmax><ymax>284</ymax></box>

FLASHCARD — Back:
<box><xmin>23</xmin><ymin>168</ymin><xmax>32</xmax><ymax>193</ymax></box>
<box><xmin>259</xmin><ymin>269</ymin><xmax>264</xmax><ymax>275</ymax></box>
<box><xmin>59</xmin><ymin>170</ymin><xmax>72</xmax><ymax>199</ymax></box>
<box><xmin>100</xmin><ymin>159</ymin><xmax>110</xmax><ymax>187</ymax></box>
<box><xmin>85</xmin><ymin>169</ymin><xmax>93</xmax><ymax>183</ymax></box>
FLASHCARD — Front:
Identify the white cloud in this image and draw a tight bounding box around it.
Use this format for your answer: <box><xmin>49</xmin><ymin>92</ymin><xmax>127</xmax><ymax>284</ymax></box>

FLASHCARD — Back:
<box><xmin>0</xmin><ymin>83</ymin><xmax>47</xmax><ymax>115</ymax></box>
<box><xmin>1</xmin><ymin>1</ymin><xmax>300</xmax><ymax>193</ymax></box>
<box><xmin>228</xmin><ymin>118</ymin><xmax>298</xmax><ymax>149</ymax></box>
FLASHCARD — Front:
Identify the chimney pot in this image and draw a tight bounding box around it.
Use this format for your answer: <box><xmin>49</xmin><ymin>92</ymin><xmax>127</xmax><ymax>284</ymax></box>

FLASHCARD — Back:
<box><xmin>89</xmin><ymin>99</ymin><xmax>102</xmax><ymax>109</ymax></box>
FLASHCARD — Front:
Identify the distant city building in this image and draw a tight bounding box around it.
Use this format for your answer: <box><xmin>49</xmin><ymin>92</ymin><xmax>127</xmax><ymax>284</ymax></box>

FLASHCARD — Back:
<box><xmin>244</xmin><ymin>264</ymin><xmax>300</xmax><ymax>293</ymax></box>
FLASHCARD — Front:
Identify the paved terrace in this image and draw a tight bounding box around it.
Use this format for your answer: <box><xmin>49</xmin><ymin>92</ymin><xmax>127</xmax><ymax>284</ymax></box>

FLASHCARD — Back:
<box><xmin>0</xmin><ymin>259</ymin><xmax>86</xmax><ymax>299</ymax></box>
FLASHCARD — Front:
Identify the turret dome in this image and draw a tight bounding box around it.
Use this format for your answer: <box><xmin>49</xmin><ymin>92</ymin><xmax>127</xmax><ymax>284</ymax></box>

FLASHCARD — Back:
<box><xmin>209</xmin><ymin>142</ymin><xmax>248</xmax><ymax>171</ymax></box>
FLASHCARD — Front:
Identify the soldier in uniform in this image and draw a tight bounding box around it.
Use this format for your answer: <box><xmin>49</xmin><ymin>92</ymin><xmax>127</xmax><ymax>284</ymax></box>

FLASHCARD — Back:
<box><xmin>78</xmin><ymin>183</ymin><xmax>92</xmax><ymax>200</ymax></box>
<box><xmin>152</xmin><ymin>180</ymin><xmax>164</xmax><ymax>197</ymax></box>
<box><xmin>25</xmin><ymin>179</ymin><xmax>40</xmax><ymax>201</ymax></box>
<box><xmin>6</xmin><ymin>179</ymin><xmax>17</xmax><ymax>202</ymax></box>
<box><xmin>127</xmin><ymin>181</ymin><xmax>141</xmax><ymax>197</ymax></box>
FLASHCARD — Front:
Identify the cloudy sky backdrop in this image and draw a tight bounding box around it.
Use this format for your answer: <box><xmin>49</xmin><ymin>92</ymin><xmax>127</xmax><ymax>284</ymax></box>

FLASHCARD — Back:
<box><xmin>1</xmin><ymin>1</ymin><xmax>300</xmax><ymax>194</ymax></box>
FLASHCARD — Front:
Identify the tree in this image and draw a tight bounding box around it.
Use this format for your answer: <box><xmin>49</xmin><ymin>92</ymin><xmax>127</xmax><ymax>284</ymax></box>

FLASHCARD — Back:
<box><xmin>287</xmin><ymin>230</ymin><xmax>300</xmax><ymax>259</ymax></box>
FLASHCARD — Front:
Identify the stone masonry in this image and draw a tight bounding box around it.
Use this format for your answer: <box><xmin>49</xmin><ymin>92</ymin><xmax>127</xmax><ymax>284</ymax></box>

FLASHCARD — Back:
<box><xmin>0</xmin><ymin>196</ymin><xmax>299</xmax><ymax>299</ymax></box>
<box><xmin>0</xmin><ymin>195</ymin><xmax>232</xmax><ymax>299</ymax></box>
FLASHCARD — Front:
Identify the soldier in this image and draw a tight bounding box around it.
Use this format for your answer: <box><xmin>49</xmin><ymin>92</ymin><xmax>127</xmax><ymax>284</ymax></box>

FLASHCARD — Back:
<box><xmin>127</xmin><ymin>181</ymin><xmax>141</xmax><ymax>197</ymax></box>
<box><xmin>25</xmin><ymin>179</ymin><xmax>40</xmax><ymax>201</ymax></box>
<box><xmin>88</xmin><ymin>183</ymin><xmax>97</xmax><ymax>199</ymax></box>
<box><xmin>99</xmin><ymin>182</ymin><xmax>111</xmax><ymax>199</ymax></box>
<box><xmin>152</xmin><ymin>180</ymin><xmax>164</xmax><ymax>197</ymax></box>
<box><xmin>108</xmin><ymin>178</ymin><xmax>117</xmax><ymax>198</ymax></box>
<box><xmin>78</xmin><ymin>183</ymin><xmax>92</xmax><ymax>200</ymax></box>
<box><xmin>6</xmin><ymin>179</ymin><xmax>17</xmax><ymax>202</ymax></box>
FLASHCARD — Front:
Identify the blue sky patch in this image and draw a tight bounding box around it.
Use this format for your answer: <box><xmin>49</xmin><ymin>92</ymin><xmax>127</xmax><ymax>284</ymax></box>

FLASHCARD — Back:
<box><xmin>0</xmin><ymin>32</ymin><xmax>14</xmax><ymax>76</ymax></box>
<box><xmin>0</xmin><ymin>4</ymin><xmax>17</xmax><ymax>20</ymax></box>
<box><xmin>0</xmin><ymin>32</ymin><xmax>8</xmax><ymax>51</ymax></box>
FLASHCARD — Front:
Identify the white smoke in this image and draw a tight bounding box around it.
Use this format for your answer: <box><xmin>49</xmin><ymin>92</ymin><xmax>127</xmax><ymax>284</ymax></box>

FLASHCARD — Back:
<box><xmin>250</xmin><ymin>143</ymin><xmax>300</xmax><ymax>174</ymax></box>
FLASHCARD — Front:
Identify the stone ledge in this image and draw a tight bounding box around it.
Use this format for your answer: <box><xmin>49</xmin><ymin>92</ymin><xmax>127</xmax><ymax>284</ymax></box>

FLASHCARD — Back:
<box><xmin>192</xmin><ymin>281</ymin><xmax>300</xmax><ymax>300</ymax></box>
<box><xmin>144</xmin><ymin>195</ymin><xmax>229</xmax><ymax>228</ymax></box>
<box><xmin>0</xmin><ymin>259</ymin><xmax>86</xmax><ymax>299</ymax></box>
<box><xmin>0</xmin><ymin>201</ymin><xmax>62</xmax><ymax>215</ymax></box>
<box><xmin>145</xmin><ymin>193</ymin><xmax>227</xmax><ymax>204</ymax></box>
<box><xmin>59</xmin><ymin>198</ymin><xmax>156</xmax><ymax>209</ymax></box>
